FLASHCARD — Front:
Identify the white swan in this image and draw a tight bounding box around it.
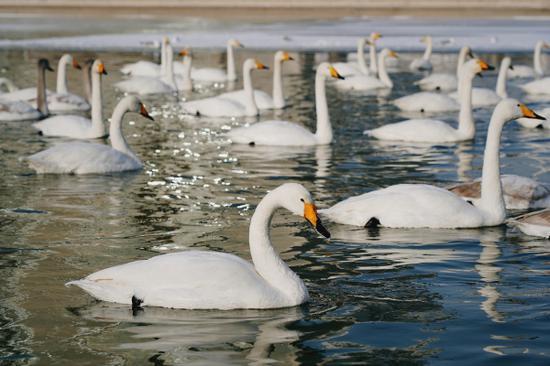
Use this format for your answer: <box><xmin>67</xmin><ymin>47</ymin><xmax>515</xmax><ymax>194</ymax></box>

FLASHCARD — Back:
<box><xmin>181</xmin><ymin>58</ymin><xmax>268</xmax><ymax>118</ymax></box>
<box><xmin>394</xmin><ymin>59</ymin><xmax>493</xmax><ymax>113</ymax></box>
<box><xmin>66</xmin><ymin>183</ymin><xmax>330</xmax><ymax>310</ymax></box>
<box><xmin>120</xmin><ymin>36</ymin><xmax>169</xmax><ymax>77</ymax></box>
<box><xmin>0</xmin><ymin>54</ymin><xmax>90</xmax><ymax>114</ymax></box>
<box><xmin>409</xmin><ymin>36</ymin><xmax>433</xmax><ymax>72</ymax></box>
<box><xmin>365</xmin><ymin>59</ymin><xmax>488</xmax><ymax>142</ymax></box>
<box><xmin>0</xmin><ymin>59</ymin><xmax>53</xmax><ymax>122</ymax></box>
<box><xmin>221</xmin><ymin>51</ymin><xmax>293</xmax><ymax>110</ymax></box>
<box><xmin>115</xmin><ymin>43</ymin><xmax>177</xmax><ymax>95</ymax></box>
<box><xmin>414</xmin><ymin>46</ymin><xmax>472</xmax><ymax>92</ymax></box>
<box><xmin>27</xmin><ymin>95</ymin><xmax>154</xmax><ymax>174</ymax></box>
<box><xmin>227</xmin><ymin>63</ymin><xmax>343</xmax><ymax>146</ymax></box>
<box><xmin>334</xmin><ymin>49</ymin><xmax>396</xmax><ymax>91</ymax></box>
<box><xmin>320</xmin><ymin>99</ymin><xmax>545</xmax><ymax>228</ymax></box>
<box><xmin>33</xmin><ymin>59</ymin><xmax>107</xmax><ymax>139</ymax></box>
<box><xmin>191</xmin><ymin>39</ymin><xmax>243</xmax><ymax>83</ymax></box>
<box><xmin>507</xmin><ymin>40</ymin><xmax>549</xmax><ymax>79</ymax></box>
<box><xmin>508</xmin><ymin>209</ymin><xmax>550</xmax><ymax>238</ymax></box>
<box><xmin>450</xmin><ymin>57</ymin><xmax>512</xmax><ymax>107</ymax></box>
<box><xmin>345</xmin><ymin>32</ymin><xmax>382</xmax><ymax>73</ymax></box>
<box><xmin>449</xmin><ymin>175</ymin><xmax>550</xmax><ymax>210</ymax></box>
<box><xmin>175</xmin><ymin>50</ymin><xmax>193</xmax><ymax>92</ymax></box>
<box><xmin>333</xmin><ymin>38</ymin><xmax>367</xmax><ymax>77</ymax></box>
<box><xmin>517</xmin><ymin>107</ymin><xmax>550</xmax><ymax>129</ymax></box>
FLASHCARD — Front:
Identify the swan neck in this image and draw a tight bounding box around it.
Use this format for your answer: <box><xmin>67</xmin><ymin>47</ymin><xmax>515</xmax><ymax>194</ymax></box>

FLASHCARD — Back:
<box><xmin>37</xmin><ymin>64</ymin><xmax>48</xmax><ymax>116</ymax></box>
<box><xmin>82</xmin><ymin>64</ymin><xmax>93</xmax><ymax>104</ymax></box>
<box><xmin>227</xmin><ymin>44</ymin><xmax>237</xmax><ymax>81</ymax></box>
<box><xmin>249</xmin><ymin>191</ymin><xmax>307</xmax><ymax>303</ymax></box>
<box><xmin>56</xmin><ymin>56</ymin><xmax>68</xmax><ymax>94</ymax></box>
<box><xmin>160</xmin><ymin>40</ymin><xmax>167</xmax><ymax>76</ymax></box>
<box><xmin>272</xmin><ymin>57</ymin><xmax>285</xmax><ymax>109</ymax></box>
<box><xmin>243</xmin><ymin>64</ymin><xmax>258</xmax><ymax>116</ymax></box>
<box><xmin>457</xmin><ymin>47</ymin><xmax>468</xmax><ymax>77</ymax></box>
<box><xmin>369</xmin><ymin>42</ymin><xmax>378</xmax><ymax>73</ymax></box>
<box><xmin>91</xmin><ymin>70</ymin><xmax>104</xmax><ymax>136</ymax></box>
<box><xmin>534</xmin><ymin>41</ymin><xmax>544</xmax><ymax>76</ymax></box>
<box><xmin>357</xmin><ymin>39</ymin><xmax>369</xmax><ymax>75</ymax></box>
<box><xmin>457</xmin><ymin>68</ymin><xmax>475</xmax><ymax>138</ymax></box>
<box><xmin>109</xmin><ymin>100</ymin><xmax>138</xmax><ymax>161</ymax></box>
<box><xmin>162</xmin><ymin>48</ymin><xmax>176</xmax><ymax>89</ymax></box>
<box><xmin>314</xmin><ymin>71</ymin><xmax>332</xmax><ymax>144</ymax></box>
<box><xmin>478</xmin><ymin>110</ymin><xmax>506</xmax><ymax>222</ymax></box>
<box><xmin>378</xmin><ymin>53</ymin><xmax>393</xmax><ymax>88</ymax></box>
<box><xmin>423</xmin><ymin>38</ymin><xmax>432</xmax><ymax>60</ymax></box>
<box><xmin>495</xmin><ymin>60</ymin><xmax>508</xmax><ymax>98</ymax></box>
<box><xmin>181</xmin><ymin>56</ymin><xmax>193</xmax><ymax>91</ymax></box>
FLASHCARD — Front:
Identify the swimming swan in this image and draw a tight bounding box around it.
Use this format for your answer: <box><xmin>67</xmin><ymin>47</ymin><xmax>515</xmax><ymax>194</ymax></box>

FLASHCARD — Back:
<box><xmin>367</xmin><ymin>59</ymin><xmax>490</xmax><ymax>142</ymax></box>
<box><xmin>27</xmin><ymin>95</ymin><xmax>154</xmax><ymax>174</ymax></box>
<box><xmin>227</xmin><ymin>63</ymin><xmax>344</xmax><ymax>146</ymax></box>
<box><xmin>181</xmin><ymin>58</ymin><xmax>269</xmax><ymax>118</ymax></box>
<box><xmin>221</xmin><ymin>51</ymin><xmax>294</xmax><ymax>110</ymax></box>
<box><xmin>508</xmin><ymin>209</ymin><xmax>550</xmax><ymax>238</ymax></box>
<box><xmin>33</xmin><ymin>59</ymin><xmax>107</xmax><ymax>139</ymax></box>
<box><xmin>449</xmin><ymin>57</ymin><xmax>513</xmax><ymax>107</ymax></box>
<box><xmin>66</xmin><ymin>183</ymin><xmax>330</xmax><ymax>310</ymax></box>
<box><xmin>0</xmin><ymin>54</ymin><xmax>89</xmax><ymax>114</ymax></box>
<box><xmin>414</xmin><ymin>46</ymin><xmax>473</xmax><ymax>92</ymax></box>
<box><xmin>409</xmin><ymin>36</ymin><xmax>433</xmax><ymax>72</ymax></box>
<box><xmin>191</xmin><ymin>39</ymin><xmax>244</xmax><ymax>83</ymax></box>
<box><xmin>335</xmin><ymin>33</ymin><xmax>381</xmax><ymax>77</ymax></box>
<box><xmin>507</xmin><ymin>40</ymin><xmax>549</xmax><ymax>79</ymax></box>
<box><xmin>0</xmin><ymin>59</ymin><xmax>53</xmax><ymax>122</ymax></box>
<box><xmin>516</xmin><ymin>107</ymin><xmax>550</xmax><ymax>129</ymax></box>
<box><xmin>320</xmin><ymin>99</ymin><xmax>545</xmax><ymax>228</ymax></box>
<box><xmin>120</xmin><ymin>36</ymin><xmax>169</xmax><ymax>77</ymax></box>
<box><xmin>334</xmin><ymin>48</ymin><xmax>396</xmax><ymax>91</ymax></box>
<box><xmin>115</xmin><ymin>43</ymin><xmax>177</xmax><ymax>95</ymax></box>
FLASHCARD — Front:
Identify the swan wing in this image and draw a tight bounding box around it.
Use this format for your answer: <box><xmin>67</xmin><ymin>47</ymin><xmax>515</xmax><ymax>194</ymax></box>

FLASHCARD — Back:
<box><xmin>227</xmin><ymin>120</ymin><xmax>316</xmax><ymax>146</ymax></box>
<box><xmin>120</xmin><ymin>61</ymin><xmax>161</xmax><ymax>76</ymax></box>
<box><xmin>0</xmin><ymin>100</ymin><xmax>41</xmax><ymax>121</ymax></box>
<box><xmin>32</xmin><ymin>115</ymin><xmax>101</xmax><ymax>138</ymax></box>
<box><xmin>415</xmin><ymin>73</ymin><xmax>457</xmax><ymax>91</ymax></box>
<box><xmin>520</xmin><ymin>77</ymin><xmax>550</xmax><ymax>95</ymax></box>
<box><xmin>115</xmin><ymin>77</ymin><xmax>174</xmax><ymax>95</ymax></box>
<box><xmin>334</xmin><ymin>75</ymin><xmax>385</xmax><ymax>91</ymax></box>
<box><xmin>221</xmin><ymin>89</ymin><xmax>274</xmax><ymax>110</ymax></box>
<box><xmin>321</xmin><ymin>184</ymin><xmax>483</xmax><ymax>228</ymax></box>
<box><xmin>507</xmin><ymin>65</ymin><xmax>535</xmax><ymax>79</ymax></box>
<box><xmin>365</xmin><ymin>119</ymin><xmax>462</xmax><ymax>142</ymax></box>
<box><xmin>191</xmin><ymin>67</ymin><xmax>227</xmax><ymax>83</ymax></box>
<box><xmin>67</xmin><ymin>251</ymin><xmax>286</xmax><ymax>309</ymax></box>
<box><xmin>182</xmin><ymin>96</ymin><xmax>247</xmax><ymax>117</ymax></box>
<box><xmin>393</xmin><ymin>92</ymin><xmax>459</xmax><ymax>112</ymax></box>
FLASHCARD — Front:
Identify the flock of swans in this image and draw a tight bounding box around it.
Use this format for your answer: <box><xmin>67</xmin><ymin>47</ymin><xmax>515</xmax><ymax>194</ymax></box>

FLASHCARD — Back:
<box><xmin>1</xmin><ymin>33</ymin><xmax>549</xmax><ymax>311</ymax></box>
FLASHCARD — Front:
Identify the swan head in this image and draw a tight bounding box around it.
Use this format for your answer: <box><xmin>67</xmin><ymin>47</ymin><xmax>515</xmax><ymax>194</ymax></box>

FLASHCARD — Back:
<box><xmin>124</xmin><ymin>96</ymin><xmax>154</xmax><ymax>121</ymax></box>
<box><xmin>420</xmin><ymin>36</ymin><xmax>432</xmax><ymax>44</ymax></box>
<box><xmin>38</xmin><ymin>59</ymin><xmax>54</xmax><ymax>72</ymax></box>
<box><xmin>370</xmin><ymin>32</ymin><xmax>382</xmax><ymax>41</ymax></box>
<box><xmin>162</xmin><ymin>36</ymin><xmax>170</xmax><ymax>45</ymax></box>
<box><xmin>275</xmin><ymin>183</ymin><xmax>331</xmax><ymax>239</ymax></box>
<box><xmin>59</xmin><ymin>54</ymin><xmax>81</xmax><ymax>70</ymax></box>
<box><xmin>92</xmin><ymin>59</ymin><xmax>107</xmax><ymax>75</ymax></box>
<box><xmin>501</xmin><ymin>56</ymin><xmax>513</xmax><ymax>71</ymax></box>
<box><xmin>461</xmin><ymin>59</ymin><xmax>494</xmax><ymax>78</ymax></box>
<box><xmin>228</xmin><ymin>39</ymin><xmax>244</xmax><ymax>48</ymax></box>
<box><xmin>243</xmin><ymin>58</ymin><xmax>269</xmax><ymax>72</ymax></box>
<box><xmin>380</xmin><ymin>48</ymin><xmax>398</xmax><ymax>59</ymax></box>
<box><xmin>318</xmin><ymin>62</ymin><xmax>345</xmax><ymax>80</ymax></box>
<box><xmin>496</xmin><ymin>99</ymin><xmax>546</xmax><ymax>121</ymax></box>
<box><xmin>275</xmin><ymin>51</ymin><xmax>294</xmax><ymax>63</ymax></box>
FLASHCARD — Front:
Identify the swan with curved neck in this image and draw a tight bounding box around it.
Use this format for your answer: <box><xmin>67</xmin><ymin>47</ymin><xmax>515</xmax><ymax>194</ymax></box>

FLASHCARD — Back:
<box><xmin>508</xmin><ymin>40</ymin><xmax>549</xmax><ymax>79</ymax></box>
<box><xmin>410</xmin><ymin>36</ymin><xmax>433</xmax><ymax>72</ymax></box>
<box><xmin>227</xmin><ymin>63</ymin><xmax>343</xmax><ymax>146</ymax></box>
<box><xmin>27</xmin><ymin>96</ymin><xmax>154</xmax><ymax>174</ymax></box>
<box><xmin>33</xmin><ymin>59</ymin><xmax>107</xmax><ymax>138</ymax></box>
<box><xmin>115</xmin><ymin>43</ymin><xmax>177</xmax><ymax>95</ymax></box>
<box><xmin>182</xmin><ymin>58</ymin><xmax>268</xmax><ymax>118</ymax></box>
<box><xmin>367</xmin><ymin>59</ymin><xmax>491</xmax><ymax>142</ymax></box>
<box><xmin>0</xmin><ymin>59</ymin><xmax>53</xmax><ymax>122</ymax></box>
<box><xmin>321</xmin><ymin>99</ymin><xmax>546</xmax><ymax>228</ymax></box>
<box><xmin>120</xmin><ymin>36</ymin><xmax>169</xmax><ymax>77</ymax></box>
<box><xmin>369</xmin><ymin>32</ymin><xmax>382</xmax><ymax>74</ymax></box>
<box><xmin>334</xmin><ymin>48</ymin><xmax>396</xmax><ymax>91</ymax></box>
<box><xmin>415</xmin><ymin>46</ymin><xmax>473</xmax><ymax>91</ymax></box>
<box><xmin>519</xmin><ymin>43</ymin><xmax>550</xmax><ymax>95</ymax></box>
<box><xmin>222</xmin><ymin>50</ymin><xmax>293</xmax><ymax>110</ymax></box>
<box><xmin>191</xmin><ymin>39</ymin><xmax>244</xmax><ymax>84</ymax></box>
<box><xmin>66</xmin><ymin>183</ymin><xmax>330</xmax><ymax>310</ymax></box>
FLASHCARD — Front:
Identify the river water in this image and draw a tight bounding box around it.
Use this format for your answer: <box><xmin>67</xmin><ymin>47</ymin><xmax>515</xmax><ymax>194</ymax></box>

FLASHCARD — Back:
<box><xmin>0</xmin><ymin>43</ymin><xmax>549</xmax><ymax>365</ymax></box>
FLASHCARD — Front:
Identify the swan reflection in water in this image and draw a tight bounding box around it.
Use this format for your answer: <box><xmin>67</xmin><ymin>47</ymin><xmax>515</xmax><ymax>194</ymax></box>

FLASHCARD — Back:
<box><xmin>71</xmin><ymin>303</ymin><xmax>303</xmax><ymax>365</ymax></box>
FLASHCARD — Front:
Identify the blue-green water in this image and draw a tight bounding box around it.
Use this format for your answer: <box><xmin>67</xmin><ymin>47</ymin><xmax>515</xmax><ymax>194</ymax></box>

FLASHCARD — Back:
<box><xmin>0</xmin><ymin>44</ymin><xmax>549</xmax><ymax>365</ymax></box>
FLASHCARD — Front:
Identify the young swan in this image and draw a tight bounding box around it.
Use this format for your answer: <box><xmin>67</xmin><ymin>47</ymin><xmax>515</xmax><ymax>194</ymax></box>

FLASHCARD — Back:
<box><xmin>227</xmin><ymin>63</ymin><xmax>344</xmax><ymax>146</ymax></box>
<box><xmin>321</xmin><ymin>99</ymin><xmax>545</xmax><ymax>229</ymax></box>
<box><xmin>67</xmin><ymin>183</ymin><xmax>330</xmax><ymax>310</ymax></box>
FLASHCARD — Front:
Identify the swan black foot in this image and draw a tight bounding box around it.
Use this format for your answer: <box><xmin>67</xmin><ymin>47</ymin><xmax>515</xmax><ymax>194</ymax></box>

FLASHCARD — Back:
<box><xmin>131</xmin><ymin>295</ymin><xmax>144</xmax><ymax>316</ymax></box>
<box><xmin>365</xmin><ymin>217</ymin><xmax>380</xmax><ymax>228</ymax></box>
<box><xmin>248</xmin><ymin>141</ymin><xmax>255</xmax><ymax>146</ymax></box>
<box><xmin>536</xmin><ymin>124</ymin><xmax>544</xmax><ymax>130</ymax></box>
<box><xmin>195</xmin><ymin>111</ymin><xmax>201</xmax><ymax>117</ymax></box>
<box><xmin>420</xmin><ymin>108</ymin><xmax>425</xmax><ymax>113</ymax></box>
<box><xmin>38</xmin><ymin>130</ymin><xmax>43</xmax><ymax>136</ymax></box>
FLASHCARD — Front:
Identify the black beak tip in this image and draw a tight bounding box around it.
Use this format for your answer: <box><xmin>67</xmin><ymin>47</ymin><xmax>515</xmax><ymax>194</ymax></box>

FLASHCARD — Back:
<box><xmin>534</xmin><ymin>112</ymin><xmax>546</xmax><ymax>121</ymax></box>
<box><xmin>103</xmin><ymin>70</ymin><xmax>108</xmax><ymax>75</ymax></box>
<box><xmin>509</xmin><ymin>65</ymin><xmax>514</xmax><ymax>70</ymax></box>
<box><xmin>487</xmin><ymin>65</ymin><xmax>495</xmax><ymax>71</ymax></box>
<box><xmin>316</xmin><ymin>221</ymin><xmax>331</xmax><ymax>239</ymax></box>
<box><xmin>338</xmin><ymin>75</ymin><xmax>345</xmax><ymax>80</ymax></box>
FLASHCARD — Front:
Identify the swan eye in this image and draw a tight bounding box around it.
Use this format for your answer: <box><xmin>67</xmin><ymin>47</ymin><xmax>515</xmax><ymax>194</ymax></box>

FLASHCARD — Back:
<box><xmin>300</xmin><ymin>198</ymin><xmax>305</xmax><ymax>203</ymax></box>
